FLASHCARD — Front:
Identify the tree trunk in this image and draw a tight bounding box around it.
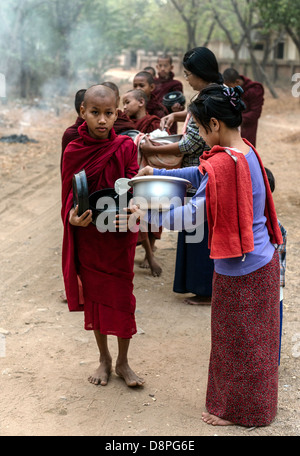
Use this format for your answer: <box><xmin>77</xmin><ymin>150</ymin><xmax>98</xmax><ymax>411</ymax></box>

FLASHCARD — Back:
<box><xmin>230</xmin><ymin>0</ymin><xmax>278</xmax><ymax>98</ymax></box>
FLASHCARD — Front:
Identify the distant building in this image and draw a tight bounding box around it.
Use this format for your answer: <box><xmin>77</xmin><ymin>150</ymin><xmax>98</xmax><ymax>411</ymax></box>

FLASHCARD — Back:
<box><xmin>119</xmin><ymin>33</ymin><xmax>300</xmax><ymax>85</ymax></box>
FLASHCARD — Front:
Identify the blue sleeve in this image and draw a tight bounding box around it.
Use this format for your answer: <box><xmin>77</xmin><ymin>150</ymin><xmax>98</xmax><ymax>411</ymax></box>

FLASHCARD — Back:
<box><xmin>153</xmin><ymin>166</ymin><xmax>202</xmax><ymax>190</ymax></box>
<box><xmin>146</xmin><ymin>173</ymin><xmax>208</xmax><ymax>232</ymax></box>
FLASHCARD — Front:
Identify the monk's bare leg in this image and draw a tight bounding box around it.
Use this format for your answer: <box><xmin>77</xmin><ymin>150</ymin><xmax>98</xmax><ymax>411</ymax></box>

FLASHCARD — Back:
<box><xmin>149</xmin><ymin>232</ymin><xmax>157</xmax><ymax>252</ymax></box>
<box><xmin>140</xmin><ymin>237</ymin><xmax>162</xmax><ymax>277</ymax></box>
<box><xmin>202</xmin><ymin>412</ymin><xmax>233</xmax><ymax>426</ymax></box>
<box><xmin>88</xmin><ymin>330</ymin><xmax>112</xmax><ymax>386</ymax></box>
<box><xmin>115</xmin><ymin>337</ymin><xmax>145</xmax><ymax>387</ymax></box>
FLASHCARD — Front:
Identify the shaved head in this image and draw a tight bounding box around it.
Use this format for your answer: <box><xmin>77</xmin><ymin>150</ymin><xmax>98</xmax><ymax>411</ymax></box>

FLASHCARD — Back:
<box><xmin>101</xmin><ymin>81</ymin><xmax>120</xmax><ymax>97</ymax></box>
<box><xmin>83</xmin><ymin>84</ymin><xmax>118</xmax><ymax>107</ymax></box>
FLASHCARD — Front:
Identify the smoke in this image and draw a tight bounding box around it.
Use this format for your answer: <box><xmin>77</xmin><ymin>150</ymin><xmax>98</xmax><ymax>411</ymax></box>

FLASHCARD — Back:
<box><xmin>0</xmin><ymin>74</ymin><xmax>6</xmax><ymax>98</ymax></box>
<box><xmin>0</xmin><ymin>0</ymin><xmax>120</xmax><ymax>102</ymax></box>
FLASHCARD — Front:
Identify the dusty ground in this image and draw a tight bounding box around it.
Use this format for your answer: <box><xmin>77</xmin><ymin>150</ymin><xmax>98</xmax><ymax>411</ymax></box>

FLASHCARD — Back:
<box><xmin>0</xmin><ymin>72</ymin><xmax>299</xmax><ymax>437</ymax></box>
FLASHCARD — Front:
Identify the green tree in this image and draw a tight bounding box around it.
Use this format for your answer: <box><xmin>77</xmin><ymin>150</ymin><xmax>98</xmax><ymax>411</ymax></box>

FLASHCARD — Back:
<box><xmin>167</xmin><ymin>0</ymin><xmax>215</xmax><ymax>50</ymax></box>
<box><xmin>256</xmin><ymin>0</ymin><xmax>300</xmax><ymax>55</ymax></box>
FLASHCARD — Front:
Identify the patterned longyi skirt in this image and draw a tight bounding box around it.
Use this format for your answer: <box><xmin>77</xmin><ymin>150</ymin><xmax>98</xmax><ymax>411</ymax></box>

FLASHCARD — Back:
<box><xmin>206</xmin><ymin>251</ymin><xmax>280</xmax><ymax>427</ymax></box>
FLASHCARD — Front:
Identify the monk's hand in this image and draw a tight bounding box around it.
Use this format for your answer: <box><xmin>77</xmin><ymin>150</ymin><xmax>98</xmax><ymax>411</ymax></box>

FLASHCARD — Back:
<box><xmin>136</xmin><ymin>165</ymin><xmax>154</xmax><ymax>177</ymax></box>
<box><xmin>69</xmin><ymin>205</ymin><xmax>93</xmax><ymax>227</ymax></box>
<box><xmin>114</xmin><ymin>208</ymin><xmax>140</xmax><ymax>232</ymax></box>
<box><xmin>129</xmin><ymin>201</ymin><xmax>146</xmax><ymax>222</ymax></box>
<box><xmin>160</xmin><ymin>113</ymin><xmax>175</xmax><ymax>130</ymax></box>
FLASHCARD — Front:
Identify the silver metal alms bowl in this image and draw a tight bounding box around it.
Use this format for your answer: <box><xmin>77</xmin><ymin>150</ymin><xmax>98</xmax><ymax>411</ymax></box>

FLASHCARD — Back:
<box><xmin>128</xmin><ymin>175</ymin><xmax>191</xmax><ymax>211</ymax></box>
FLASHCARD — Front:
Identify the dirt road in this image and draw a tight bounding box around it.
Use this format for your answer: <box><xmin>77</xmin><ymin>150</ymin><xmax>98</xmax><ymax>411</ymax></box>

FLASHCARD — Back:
<box><xmin>0</xmin><ymin>80</ymin><xmax>299</xmax><ymax>436</ymax></box>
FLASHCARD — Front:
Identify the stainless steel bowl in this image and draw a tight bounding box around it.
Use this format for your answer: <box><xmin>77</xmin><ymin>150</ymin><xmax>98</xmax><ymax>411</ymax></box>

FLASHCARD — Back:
<box><xmin>128</xmin><ymin>175</ymin><xmax>191</xmax><ymax>211</ymax></box>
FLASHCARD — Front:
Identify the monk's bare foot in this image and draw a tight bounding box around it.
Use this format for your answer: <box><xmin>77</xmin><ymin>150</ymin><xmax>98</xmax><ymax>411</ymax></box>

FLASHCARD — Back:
<box><xmin>88</xmin><ymin>358</ymin><xmax>112</xmax><ymax>386</ymax></box>
<box><xmin>139</xmin><ymin>257</ymin><xmax>162</xmax><ymax>277</ymax></box>
<box><xmin>184</xmin><ymin>295</ymin><xmax>211</xmax><ymax>305</ymax></box>
<box><xmin>115</xmin><ymin>362</ymin><xmax>145</xmax><ymax>387</ymax></box>
<box><xmin>60</xmin><ymin>291</ymin><xmax>67</xmax><ymax>303</ymax></box>
<box><xmin>202</xmin><ymin>412</ymin><xmax>233</xmax><ymax>426</ymax></box>
<box><xmin>139</xmin><ymin>258</ymin><xmax>150</xmax><ymax>269</ymax></box>
<box><xmin>149</xmin><ymin>258</ymin><xmax>162</xmax><ymax>277</ymax></box>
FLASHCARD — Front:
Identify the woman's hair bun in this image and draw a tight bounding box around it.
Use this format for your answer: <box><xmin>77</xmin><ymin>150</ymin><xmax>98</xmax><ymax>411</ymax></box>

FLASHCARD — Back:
<box><xmin>223</xmin><ymin>86</ymin><xmax>246</xmax><ymax>112</ymax></box>
<box><xmin>188</xmin><ymin>83</ymin><xmax>246</xmax><ymax>131</ymax></box>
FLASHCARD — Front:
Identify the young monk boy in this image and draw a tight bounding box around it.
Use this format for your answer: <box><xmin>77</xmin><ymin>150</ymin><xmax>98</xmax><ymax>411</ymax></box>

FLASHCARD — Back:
<box><xmin>143</xmin><ymin>66</ymin><xmax>156</xmax><ymax>78</ymax></box>
<box><xmin>122</xmin><ymin>88</ymin><xmax>163</xmax><ymax>277</ymax></box>
<box><xmin>153</xmin><ymin>55</ymin><xmax>184</xmax><ymax>134</ymax></box>
<box><xmin>153</xmin><ymin>55</ymin><xmax>183</xmax><ymax>104</ymax></box>
<box><xmin>61</xmin><ymin>84</ymin><xmax>144</xmax><ymax>388</ymax></box>
<box><xmin>101</xmin><ymin>81</ymin><xmax>136</xmax><ymax>134</ymax></box>
<box><xmin>122</xmin><ymin>89</ymin><xmax>161</xmax><ymax>133</ymax></box>
<box><xmin>61</xmin><ymin>89</ymin><xmax>86</xmax><ymax>172</ymax></box>
<box><xmin>133</xmin><ymin>71</ymin><xmax>168</xmax><ymax>120</ymax></box>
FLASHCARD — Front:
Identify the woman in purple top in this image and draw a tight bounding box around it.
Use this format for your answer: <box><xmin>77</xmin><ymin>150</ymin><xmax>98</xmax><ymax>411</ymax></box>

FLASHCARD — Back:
<box><xmin>129</xmin><ymin>85</ymin><xmax>282</xmax><ymax>428</ymax></box>
<box><xmin>149</xmin><ymin>146</ymin><xmax>275</xmax><ymax>276</ymax></box>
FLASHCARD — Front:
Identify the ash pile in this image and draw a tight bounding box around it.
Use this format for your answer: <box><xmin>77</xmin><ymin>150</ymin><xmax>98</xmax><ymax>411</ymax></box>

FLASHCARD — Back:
<box><xmin>0</xmin><ymin>134</ymin><xmax>38</xmax><ymax>144</ymax></box>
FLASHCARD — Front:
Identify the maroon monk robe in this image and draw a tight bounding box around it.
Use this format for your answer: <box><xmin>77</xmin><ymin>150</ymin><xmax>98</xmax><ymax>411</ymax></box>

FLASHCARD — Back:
<box><xmin>133</xmin><ymin>113</ymin><xmax>161</xmax><ymax>134</ymax></box>
<box><xmin>61</xmin><ymin>122</ymin><xmax>139</xmax><ymax>338</ymax></box>
<box><xmin>61</xmin><ymin>116</ymin><xmax>85</xmax><ymax>172</ymax></box>
<box><xmin>153</xmin><ymin>72</ymin><xmax>183</xmax><ymax>102</ymax></box>
<box><xmin>240</xmin><ymin>76</ymin><xmax>264</xmax><ymax>147</ymax></box>
<box><xmin>153</xmin><ymin>73</ymin><xmax>184</xmax><ymax>135</ymax></box>
<box><xmin>114</xmin><ymin>109</ymin><xmax>136</xmax><ymax>134</ymax></box>
<box><xmin>146</xmin><ymin>92</ymin><xmax>168</xmax><ymax>119</ymax></box>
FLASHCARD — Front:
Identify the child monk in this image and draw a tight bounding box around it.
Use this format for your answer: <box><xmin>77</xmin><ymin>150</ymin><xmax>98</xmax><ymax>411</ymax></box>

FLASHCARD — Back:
<box><xmin>153</xmin><ymin>54</ymin><xmax>184</xmax><ymax>134</ymax></box>
<box><xmin>133</xmin><ymin>71</ymin><xmax>168</xmax><ymax>119</ymax></box>
<box><xmin>122</xmin><ymin>89</ymin><xmax>161</xmax><ymax>133</ymax></box>
<box><xmin>153</xmin><ymin>55</ymin><xmax>183</xmax><ymax>101</ymax></box>
<box><xmin>61</xmin><ymin>84</ymin><xmax>144</xmax><ymax>388</ymax></box>
<box><xmin>101</xmin><ymin>81</ymin><xmax>136</xmax><ymax>134</ymax></box>
<box><xmin>61</xmin><ymin>89</ymin><xmax>86</xmax><ymax>172</ymax></box>
<box><xmin>122</xmin><ymin>88</ymin><xmax>163</xmax><ymax>277</ymax></box>
<box><xmin>143</xmin><ymin>66</ymin><xmax>156</xmax><ymax>78</ymax></box>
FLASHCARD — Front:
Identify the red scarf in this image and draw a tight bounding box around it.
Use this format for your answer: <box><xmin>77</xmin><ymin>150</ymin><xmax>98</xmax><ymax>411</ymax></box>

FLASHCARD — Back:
<box><xmin>61</xmin><ymin>122</ymin><xmax>139</xmax><ymax>311</ymax></box>
<box><xmin>198</xmin><ymin>139</ymin><xmax>283</xmax><ymax>259</ymax></box>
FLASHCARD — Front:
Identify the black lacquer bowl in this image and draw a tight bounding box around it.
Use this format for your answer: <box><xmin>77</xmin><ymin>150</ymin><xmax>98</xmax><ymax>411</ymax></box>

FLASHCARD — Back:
<box><xmin>73</xmin><ymin>170</ymin><xmax>132</xmax><ymax>225</ymax></box>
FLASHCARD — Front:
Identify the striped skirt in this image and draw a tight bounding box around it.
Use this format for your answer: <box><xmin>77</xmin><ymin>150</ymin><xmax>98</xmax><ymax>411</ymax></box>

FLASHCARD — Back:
<box><xmin>206</xmin><ymin>251</ymin><xmax>280</xmax><ymax>427</ymax></box>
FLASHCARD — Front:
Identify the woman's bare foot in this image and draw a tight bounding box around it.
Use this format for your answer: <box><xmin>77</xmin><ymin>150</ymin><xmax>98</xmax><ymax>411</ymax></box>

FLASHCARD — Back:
<box><xmin>202</xmin><ymin>412</ymin><xmax>233</xmax><ymax>426</ymax></box>
<box><xmin>184</xmin><ymin>295</ymin><xmax>211</xmax><ymax>305</ymax></box>
<box><xmin>88</xmin><ymin>358</ymin><xmax>112</xmax><ymax>386</ymax></box>
<box><xmin>115</xmin><ymin>362</ymin><xmax>145</xmax><ymax>387</ymax></box>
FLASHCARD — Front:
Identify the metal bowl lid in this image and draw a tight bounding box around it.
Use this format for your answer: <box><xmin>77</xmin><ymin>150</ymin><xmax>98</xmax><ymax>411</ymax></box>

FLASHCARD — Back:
<box><xmin>72</xmin><ymin>169</ymin><xmax>89</xmax><ymax>216</ymax></box>
<box><xmin>128</xmin><ymin>175</ymin><xmax>191</xmax><ymax>186</ymax></box>
<box><xmin>162</xmin><ymin>91</ymin><xmax>185</xmax><ymax>107</ymax></box>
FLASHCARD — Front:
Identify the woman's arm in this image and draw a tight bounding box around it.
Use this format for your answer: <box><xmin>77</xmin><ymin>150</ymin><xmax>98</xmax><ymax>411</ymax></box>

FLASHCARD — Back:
<box><xmin>139</xmin><ymin>136</ymin><xmax>181</xmax><ymax>157</ymax></box>
<box><xmin>146</xmin><ymin>174</ymin><xmax>207</xmax><ymax>232</ymax></box>
<box><xmin>132</xmin><ymin>166</ymin><xmax>208</xmax><ymax>232</ymax></box>
<box><xmin>160</xmin><ymin>111</ymin><xmax>187</xmax><ymax>130</ymax></box>
<box><xmin>154</xmin><ymin>166</ymin><xmax>202</xmax><ymax>190</ymax></box>
<box><xmin>136</xmin><ymin>164</ymin><xmax>203</xmax><ymax>192</ymax></box>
